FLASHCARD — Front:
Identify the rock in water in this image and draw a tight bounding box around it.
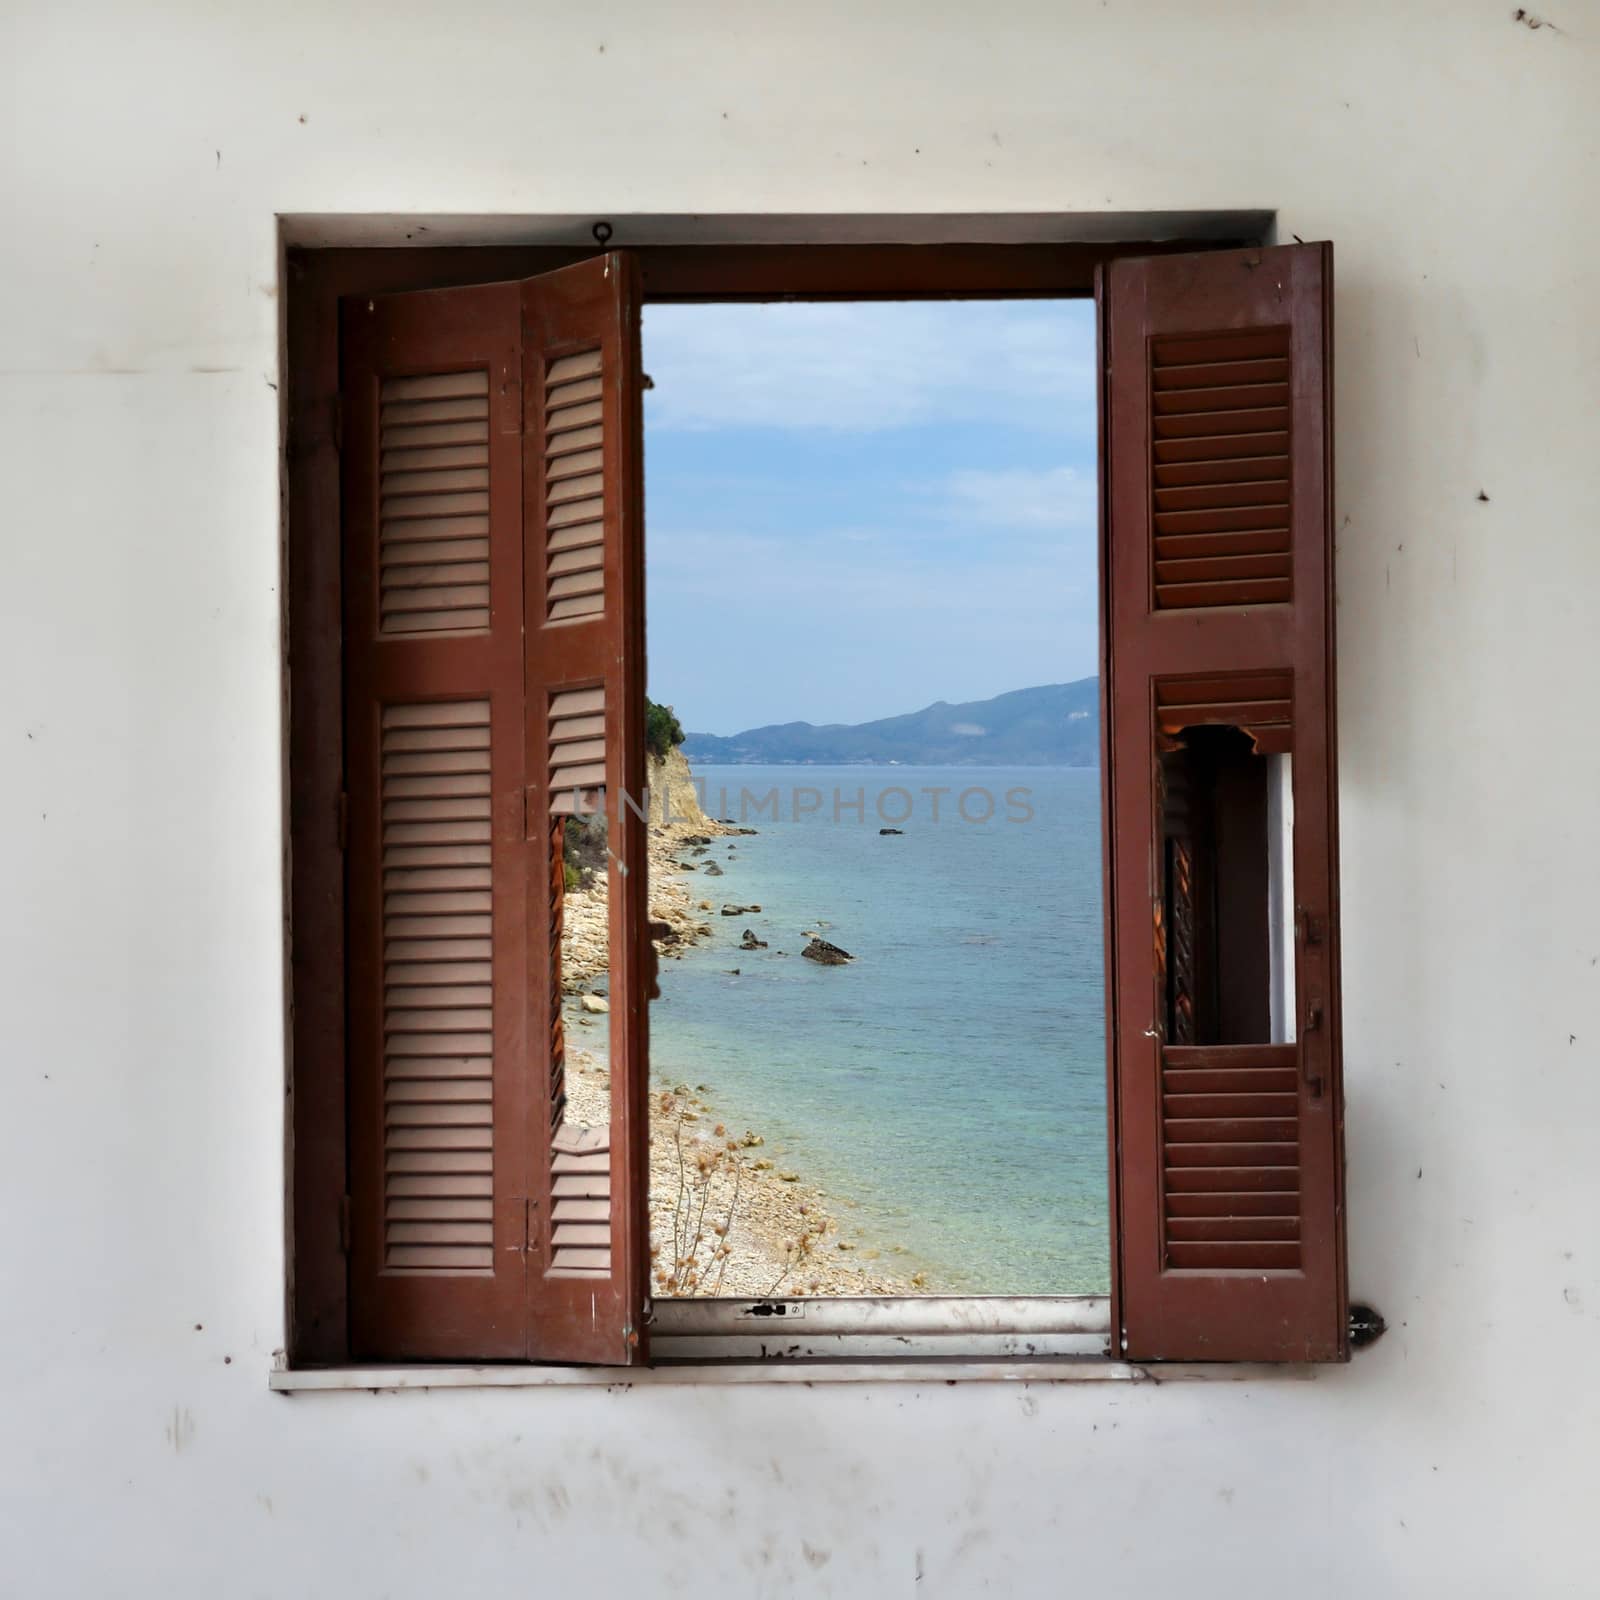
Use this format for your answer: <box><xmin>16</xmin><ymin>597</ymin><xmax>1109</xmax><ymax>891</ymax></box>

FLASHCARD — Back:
<box><xmin>579</xmin><ymin>993</ymin><xmax>609</xmax><ymax>1013</ymax></box>
<box><xmin>879</xmin><ymin>827</ymin><xmax>903</xmax><ymax>835</ymax></box>
<box><xmin>739</xmin><ymin>929</ymin><xmax>768</xmax><ymax>950</ymax></box>
<box><xmin>703</xmin><ymin>861</ymin><xmax>724</xmax><ymax>876</ymax></box>
<box><xmin>802</xmin><ymin>938</ymin><xmax>853</xmax><ymax>966</ymax></box>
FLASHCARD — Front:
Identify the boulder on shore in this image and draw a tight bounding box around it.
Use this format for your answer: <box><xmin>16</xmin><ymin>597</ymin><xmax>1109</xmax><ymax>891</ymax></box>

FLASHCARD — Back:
<box><xmin>802</xmin><ymin>938</ymin><xmax>853</xmax><ymax>966</ymax></box>
<box><xmin>579</xmin><ymin>993</ymin><xmax>610</xmax><ymax>1013</ymax></box>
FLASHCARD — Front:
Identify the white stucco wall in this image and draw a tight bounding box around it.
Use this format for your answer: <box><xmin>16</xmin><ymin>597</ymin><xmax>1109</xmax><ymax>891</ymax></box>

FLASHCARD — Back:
<box><xmin>3</xmin><ymin>2</ymin><xmax>1597</xmax><ymax>1594</ymax></box>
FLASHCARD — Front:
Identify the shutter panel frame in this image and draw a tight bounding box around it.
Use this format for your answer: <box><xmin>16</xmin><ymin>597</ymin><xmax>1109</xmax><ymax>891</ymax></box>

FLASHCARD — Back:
<box><xmin>1101</xmin><ymin>243</ymin><xmax>1348</xmax><ymax>1363</ymax></box>
<box><xmin>521</xmin><ymin>253</ymin><xmax>651</xmax><ymax>1366</ymax></box>
<box><xmin>341</xmin><ymin>255</ymin><xmax>649</xmax><ymax>1367</ymax></box>
<box><xmin>343</xmin><ymin>281</ymin><xmax>531</xmax><ymax>1361</ymax></box>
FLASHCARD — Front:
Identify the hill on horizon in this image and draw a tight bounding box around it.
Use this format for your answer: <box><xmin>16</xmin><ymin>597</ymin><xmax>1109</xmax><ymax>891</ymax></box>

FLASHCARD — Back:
<box><xmin>681</xmin><ymin>680</ymin><xmax>1099</xmax><ymax>767</ymax></box>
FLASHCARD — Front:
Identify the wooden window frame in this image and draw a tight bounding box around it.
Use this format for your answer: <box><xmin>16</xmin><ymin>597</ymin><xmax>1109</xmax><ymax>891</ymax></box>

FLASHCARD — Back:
<box><xmin>284</xmin><ymin>233</ymin><xmax>1267</xmax><ymax>1370</ymax></box>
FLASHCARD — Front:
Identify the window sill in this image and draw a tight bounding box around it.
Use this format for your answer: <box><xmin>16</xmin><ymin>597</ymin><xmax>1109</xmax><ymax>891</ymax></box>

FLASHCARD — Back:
<box><xmin>269</xmin><ymin>1357</ymin><xmax>1318</xmax><ymax>1392</ymax></box>
<box><xmin>267</xmin><ymin>1300</ymin><xmax>1324</xmax><ymax>1389</ymax></box>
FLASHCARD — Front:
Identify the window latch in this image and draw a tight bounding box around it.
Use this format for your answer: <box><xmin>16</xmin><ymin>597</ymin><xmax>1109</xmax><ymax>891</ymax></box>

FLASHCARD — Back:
<box><xmin>1302</xmin><ymin>996</ymin><xmax>1324</xmax><ymax>1100</ymax></box>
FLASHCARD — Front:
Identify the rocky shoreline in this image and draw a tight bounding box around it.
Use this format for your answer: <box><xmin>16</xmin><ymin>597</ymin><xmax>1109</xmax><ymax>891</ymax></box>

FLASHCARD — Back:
<box><xmin>559</xmin><ymin>747</ymin><xmax>924</xmax><ymax>1298</ymax></box>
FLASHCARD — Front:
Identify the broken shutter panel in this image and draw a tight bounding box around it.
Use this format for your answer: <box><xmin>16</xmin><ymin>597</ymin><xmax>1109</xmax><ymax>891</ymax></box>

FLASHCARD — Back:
<box><xmin>523</xmin><ymin>254</ymin><xmax>650</xmax><ymax>1364</ymax></box>
<box><xmin>343</xmin><ymin>283</ymin><xmax>531</xmax><ymax>1360</ymax></box>
<box><xmin>1103</xmin><ymin>244</ymin><xmax>1348</xmax><ymax>1361</ymax></box>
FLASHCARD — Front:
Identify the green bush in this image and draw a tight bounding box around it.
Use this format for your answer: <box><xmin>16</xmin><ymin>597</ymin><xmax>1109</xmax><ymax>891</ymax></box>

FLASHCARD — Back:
<box><xmin>645</xmin><ymin>700</ymin><xmax>685</xmax><ymax>761</ymax></box>
<box><xmin>563</xmin><ymin>815</ymin><xmax>607</xmax><ymax>890</ymax></box>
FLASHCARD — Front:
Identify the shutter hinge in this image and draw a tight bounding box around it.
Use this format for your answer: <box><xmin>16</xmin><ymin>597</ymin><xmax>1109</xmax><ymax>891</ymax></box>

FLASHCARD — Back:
<box><xmin>338</xmin><ymin>1194</ymin><xmax>352</xmax><ymax>1255</ymax></box>
<box><xmin>337</xmin><ymin>790</ymin><xmax>349</xmax><ymax>850</ymax></box>
<box><xmin>330</xmin><ymin>393</ymin><xmax>343</xmax><ymax>455</ymax></box>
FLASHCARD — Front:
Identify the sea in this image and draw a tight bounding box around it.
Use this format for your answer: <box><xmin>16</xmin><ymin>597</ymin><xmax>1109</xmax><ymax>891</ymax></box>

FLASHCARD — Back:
<box><xmin>648</xmin><ymin>763</ymin><xmax>1109</xmax><ymax>1296</ymax></box>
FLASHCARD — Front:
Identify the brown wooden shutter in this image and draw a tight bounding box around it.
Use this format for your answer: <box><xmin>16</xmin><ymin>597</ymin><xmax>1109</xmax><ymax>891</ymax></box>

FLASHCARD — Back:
<box><xmin>341</xmin><ymin>254</ymin><xmax>647</xmax><ymax>1365</ymax></box>
<box><xmin>1102</xmin><ymin>243</ymin><xmax>1348</xmax><ymax>1361</ymax></box>
<box><xmin>522</xmin><ymin>255</ymin><xmax>650</xmax><ymax>1364</ymax></box>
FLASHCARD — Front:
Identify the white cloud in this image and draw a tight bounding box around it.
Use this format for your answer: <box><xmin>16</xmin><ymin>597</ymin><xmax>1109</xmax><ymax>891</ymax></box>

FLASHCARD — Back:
<box><xmin>939</xmin><ymin>465</ymin><xmax>1096</xmax><ymax>533</ymax></box>
<box><xmin>646</xmin><ymin>521</ymin><xmax>1099</xmax><ymax>729</ymax></box>
<box><xmin>647</xmin><ymin>524</ymin><xmax>1092</xmax><ymax>619</ymax></box>
<box><xmin>643</xmin><ymin>300</ymin><xmax>1094</xmax><ymax>434</ymax></box>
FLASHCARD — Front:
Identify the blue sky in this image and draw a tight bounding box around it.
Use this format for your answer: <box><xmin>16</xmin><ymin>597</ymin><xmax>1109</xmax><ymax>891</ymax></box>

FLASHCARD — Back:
<box><xmin>643</xmin><ymin>300</ymin><xmax>1097</xmax><ymax>735</ymax></box>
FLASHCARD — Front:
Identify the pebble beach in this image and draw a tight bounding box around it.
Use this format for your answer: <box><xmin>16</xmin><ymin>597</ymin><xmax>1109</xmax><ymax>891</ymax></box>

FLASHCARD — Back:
<box><xmin>558</xmin><ymin>748</ymin><xmax>923</xmax><ymax>1298</ymax></box>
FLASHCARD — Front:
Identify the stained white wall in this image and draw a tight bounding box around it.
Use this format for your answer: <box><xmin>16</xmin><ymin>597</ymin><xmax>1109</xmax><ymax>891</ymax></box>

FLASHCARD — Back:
<box><xmin>3</xmin><ymin>3</ymin><xmax>1597</xmax><ymax>1595</ymax></box>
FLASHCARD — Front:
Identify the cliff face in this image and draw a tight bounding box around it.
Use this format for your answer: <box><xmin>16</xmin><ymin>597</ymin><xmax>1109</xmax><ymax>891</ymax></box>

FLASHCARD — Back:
<box><xmin>558</xmin><ymin>745</ymin><xmax>717</xmax><ymax>995</ymax></box>
<box><xmin>648</xmin><ymin>744</ymin><xmax>713</xmax><ymax>834</ymax></box>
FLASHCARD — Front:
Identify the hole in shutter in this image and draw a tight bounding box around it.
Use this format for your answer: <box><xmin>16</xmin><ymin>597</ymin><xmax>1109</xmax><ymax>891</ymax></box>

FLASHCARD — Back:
<box><xmin>1158</xmin><ymin>726</ymin><xmax>1295</xmax><ymax>1049</ymax></box>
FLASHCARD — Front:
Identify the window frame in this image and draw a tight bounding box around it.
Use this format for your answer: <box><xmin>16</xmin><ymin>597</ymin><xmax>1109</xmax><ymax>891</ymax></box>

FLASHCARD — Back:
<box><xmin>284</xmin><ymin>232</ymin><xmax>1265</xmax><ymax>1371</ymax></box>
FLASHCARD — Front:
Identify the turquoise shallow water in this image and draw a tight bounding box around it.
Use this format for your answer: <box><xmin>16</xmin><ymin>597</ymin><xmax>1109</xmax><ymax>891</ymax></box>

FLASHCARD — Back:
<box><xmin>648</xmin><ymin>764</ymin><xmax>1109</xmax><ymax>1295</ymax></box>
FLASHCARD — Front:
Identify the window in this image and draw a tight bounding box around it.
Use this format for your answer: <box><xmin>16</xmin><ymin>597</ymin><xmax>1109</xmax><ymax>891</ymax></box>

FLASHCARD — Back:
<box><xmin>639</xmin><ymin>299</ymin><xmax>1107</xmax><ymax>1305</ymax></box>
<box><xmin>285</xmin><ymin>238</ymin><xmax>1346</xmax><ymax>1369</ymax></box>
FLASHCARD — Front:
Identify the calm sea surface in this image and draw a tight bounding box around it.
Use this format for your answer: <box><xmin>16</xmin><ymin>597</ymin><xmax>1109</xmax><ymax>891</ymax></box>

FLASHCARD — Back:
<box><xmin>649</xmin><ymin>763</ymin><xmax>1109</xmax><ymax>1295</ymax></box>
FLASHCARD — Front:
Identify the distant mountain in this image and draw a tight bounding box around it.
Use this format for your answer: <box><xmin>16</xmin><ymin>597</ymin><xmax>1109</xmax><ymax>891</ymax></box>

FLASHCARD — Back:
<box><xmin>682</xmin><ymin>680</ymin><xmax>1099</xmax><ymax>767</ymax></box>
